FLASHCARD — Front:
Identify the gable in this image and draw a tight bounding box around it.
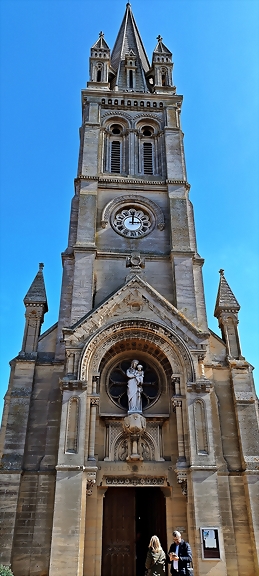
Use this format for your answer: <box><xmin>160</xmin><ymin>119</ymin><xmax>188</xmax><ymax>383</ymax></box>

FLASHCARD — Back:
<box><xmin>63</xmin><ymin>275</ymin><xmax>209</xmax><ymax>351</ymax></box>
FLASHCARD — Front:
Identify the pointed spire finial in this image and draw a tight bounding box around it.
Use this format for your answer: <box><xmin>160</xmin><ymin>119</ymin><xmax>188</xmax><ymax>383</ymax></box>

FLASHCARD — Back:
<box><xmin>99</xmin><ymin>31</ymin><xmax>104</xmax><ymax>38</ymax></box>
<box><xmin>39</xmin><ymin>262</ymin><xmax>44</xmax><ymax>271</ymax></box>
<box><xmin>126</xmin><ymin>2</ymin><xmax>131</xmax><ymax>7</ymax></box>
<box><xmin>219</xmin><ymin>268</ymin><xmax>224</xmax><ymax>276</ymax></box>
<box><xmin>156</xmin><ymin>34</ymin><xmax>163</xmax><ymax>42</ymax></box>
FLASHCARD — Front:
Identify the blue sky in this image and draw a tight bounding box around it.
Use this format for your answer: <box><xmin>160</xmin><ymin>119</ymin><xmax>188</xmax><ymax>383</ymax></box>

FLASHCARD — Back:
<box><xmin>0</xmin><ymin>0</ymin><xmax>258</xmax><ymax>417</ymax></box>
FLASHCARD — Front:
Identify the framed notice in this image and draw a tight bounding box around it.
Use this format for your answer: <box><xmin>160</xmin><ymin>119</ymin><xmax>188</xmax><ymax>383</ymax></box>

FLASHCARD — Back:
<box><xmin>200</xmin><ymin>527</ymin><xmax>220</xmax><ymax>560</ymax></box>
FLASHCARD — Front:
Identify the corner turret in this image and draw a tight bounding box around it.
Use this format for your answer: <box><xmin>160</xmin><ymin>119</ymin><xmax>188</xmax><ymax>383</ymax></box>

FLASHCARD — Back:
<box><xmin>146</xmin><ymin>35</ymin><xmax>175</xmax><ymax>94</ymax></box>
<box><xmin>21</xmin><ymin>263</ymin><xmax>48</xmax><ymax>354</ymax></box>
<box><xmin>214</xmin><ymin>269</ymin><xmax>243</xmax><ymax>359</ymax></box>
<box><xmin>87</xmin><ymin>32</ymin><xmax>111</xmax><ymax>90</ymax></box>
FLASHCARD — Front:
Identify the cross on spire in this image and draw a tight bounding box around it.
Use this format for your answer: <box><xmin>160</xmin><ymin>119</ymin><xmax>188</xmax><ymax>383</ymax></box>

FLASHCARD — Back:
<box><xmin>156</xmin><ymin>35</ymin><xmax>163</xmax><ymax>42</ymax></box>
<box><xmin>99</xmin><ymin>31</ymin><xmax>104</xmax><ymax>38</ymax></box>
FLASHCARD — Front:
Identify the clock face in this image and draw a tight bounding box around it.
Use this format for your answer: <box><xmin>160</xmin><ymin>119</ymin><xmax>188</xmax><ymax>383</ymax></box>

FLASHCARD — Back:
<box><xmin>124</xmin><ymin>214</ymin><xmax>141</xmax><ymax>231</ymax></box>
<box><xmin>112</xmin><ymin>207</ymin><xmax>153</xmax><ymax>237</ymax></box>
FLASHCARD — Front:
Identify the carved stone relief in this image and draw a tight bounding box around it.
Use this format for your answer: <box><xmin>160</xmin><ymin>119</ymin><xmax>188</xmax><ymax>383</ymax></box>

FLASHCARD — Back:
<box><xmin>105</xmin><ymin>420</ymin><xmax>163</xmax><ymax>462</ymax></box>
<box><xmin>80</xmin><ymin>319</ymin><xmax>194</xmax><ymax>383</ymax></box>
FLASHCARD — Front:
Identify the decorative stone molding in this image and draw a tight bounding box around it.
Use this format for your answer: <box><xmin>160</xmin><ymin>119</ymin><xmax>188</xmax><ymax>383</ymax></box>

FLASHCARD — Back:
<box><xmin>90</xmin><ymin>396</ymin><xmax>100</xmax><ymax>407</ymax></box>
<box><xmin>59</xmin><ymin>379</ymin><xmax>87</xmax><ymax>392</ymax></box>
<box><xmin>105</xmin><ymin>420</ymin><xmax>163</xmax><ymax>462</ymax></box>
<box><xmin>126</xmin><ymin>253</ymin><xmax>145</xmax><ymax>270</ymax></box>
<box><xmin>187</xmin><ymin>379</ymin><xmax>212</xmax><ymax>393</ymax></box>
<box><xmin>175</xmin><ymin>469</ymin><xmax>188</xmax><ymax>496</ymax></box>
<box><xmin>243</xmin><ymin>456</ymin><xmax>259</xmax><ymax>471</ymax></box>
<box><xmin>105</xmin><ymin>476</ymin><xmax>166</xmax><ymax>486</ymax></box>
<box><xmin>84</xmin><ymin>467</ymin><xmax>98</xmax><ymax>495</ymax></box>
<box><xmin>101</xmin><ymin>110</ymin><xmax>132</xmax><ymax>123</ymax></box>
<box><xmin>123</xmin><ymin>414</ymin><xmax>146</xmax><ymax>461</ymax></box>
<box><xmin>80</xmin><ymin>318</ymin><xmax>196</xmax><ymax>383</ymax></box>
<box><xmin>172</xmin><ymin>398</ymin><xmax>182</xmax><ymax>410</ymax></box>
<box><xmin>166</xmin><ymin>179</ymin><xmax>190</xmax><ymax>190</ymax></box>
<box><xmin>234</xmin><ymin>391</ymin><xmax>255</xmax><ymax>403</ymax></box>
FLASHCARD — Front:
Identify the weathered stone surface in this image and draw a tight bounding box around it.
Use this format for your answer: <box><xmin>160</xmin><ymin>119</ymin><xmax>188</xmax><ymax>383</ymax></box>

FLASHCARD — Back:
<box><xmin>0</xmin><ymin>4</ymin><xmax>258</xmax><ymax>576</ymax></box>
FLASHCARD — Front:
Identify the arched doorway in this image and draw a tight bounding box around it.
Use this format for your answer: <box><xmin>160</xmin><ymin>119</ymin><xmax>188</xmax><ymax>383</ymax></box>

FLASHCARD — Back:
<box><xmin>101</xmin><ymin>487</ymin><xmax>167</xmax><ymax>576</ymax></box>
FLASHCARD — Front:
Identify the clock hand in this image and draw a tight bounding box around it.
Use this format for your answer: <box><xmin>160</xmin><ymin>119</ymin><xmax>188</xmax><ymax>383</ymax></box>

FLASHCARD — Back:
<box><xmin>131</xmin><ymin>212</ymin><xmax>134</xmax><ymax>225</ymax></box>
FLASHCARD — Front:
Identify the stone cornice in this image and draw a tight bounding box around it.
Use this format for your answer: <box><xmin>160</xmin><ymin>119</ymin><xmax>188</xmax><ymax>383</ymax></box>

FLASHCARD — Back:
<box><xmin>74</xmin><ymin>175</ymin><xmax>191</xmax><ymax>189</ymax></box>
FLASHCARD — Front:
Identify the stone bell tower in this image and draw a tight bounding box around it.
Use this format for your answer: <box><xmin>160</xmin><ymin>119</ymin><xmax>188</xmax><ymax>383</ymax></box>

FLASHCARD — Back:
<box><xmin>0</xmin><ymin>4</ymin><xmax>258</xmax><ymax>576</ymax></box>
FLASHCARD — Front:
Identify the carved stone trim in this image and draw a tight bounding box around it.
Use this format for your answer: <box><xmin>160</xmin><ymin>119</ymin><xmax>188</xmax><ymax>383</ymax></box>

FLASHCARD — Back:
<box><xmin>175</xmin><ymin>469</ymin><xmax>188</xmax><ymax>496</ymax></box>
<box><xmin>187</xmin><ymin>379</ymin><xmax>212</xmax><ymax>393</ymax></box>
<box><xmin>60</xmin><ymin>379</ymin><xmax>87</xmax><ymax>391</ymax></box>
<box><xmin>105</xmin><ymin>476</ymin><xmax>166</xmax><ymax>486</ymax></box>
<box><xmin>234</xmin><ymin>391</ymin><xmax>255</xmax><ymax>403</ymax></box>
<box><xmin>85</xmin><ymin>468</ymin><xmax>98</xmax><ymax>495</ymax></box>
<box><xmin>90</xmin><ymin>396</ymin><xmax>100</xmax><ymax>406</ymax></box>
<box><xmin>172</xmin><ymin>398</ymin><xmax>182</xmax><ymax>410</ymax></box>
<box><xmin>80</xmin><ymin>319</ymin><xmax>195</xmax><ymax>383</ymax></box>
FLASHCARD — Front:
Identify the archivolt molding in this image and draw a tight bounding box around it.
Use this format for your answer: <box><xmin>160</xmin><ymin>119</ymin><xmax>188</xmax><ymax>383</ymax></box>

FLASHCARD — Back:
<box><xmin>79</xmin><ymin>318</ymin><xmax>195</xmax><ymax>384</ymax></box>
<box><xmin>134</xmin><ymin>112</ymin><xmax>163</xmax><ymax>123</ymax></box>
<box><xmin>101</xmin><ymin>195</ymin><xmax>165</xmax><ymax>230</ymax></box>
<box><xmin>101</xmin><ymin>111</ymin><xmax>132</xmax><ymax>125</ymax></box>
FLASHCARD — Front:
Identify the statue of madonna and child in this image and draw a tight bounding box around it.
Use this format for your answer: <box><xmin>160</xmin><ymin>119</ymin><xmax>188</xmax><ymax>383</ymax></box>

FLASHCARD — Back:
<box><xmin>126</xmin><ymin>359</ymin><xmax>144</xmax><ymax>414</ymax></box>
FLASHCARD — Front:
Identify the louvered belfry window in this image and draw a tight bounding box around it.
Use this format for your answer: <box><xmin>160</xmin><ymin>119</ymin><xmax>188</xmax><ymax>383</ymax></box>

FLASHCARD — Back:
<box><xmin>143</xmin><ymin>142</ymin><xmax>153</xmax><ymax>174</ymax></box>
<box><xmin>111</xmin><ymin>141</ymin><xmax>121</xmax><ymax>173</ymax></box>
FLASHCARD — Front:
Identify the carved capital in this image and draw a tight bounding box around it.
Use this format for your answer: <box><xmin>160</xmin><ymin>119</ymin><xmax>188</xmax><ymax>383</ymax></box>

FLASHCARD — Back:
<box><xmin>59</xmin><ymin>379</ymin><xmax>87</xmax><ymax>392</ymax></box>
<box><xmin>90</xmin><ymin>396</ymin><xmax>100</xmax><ymax>407</ymax></box>
<box><xmin>172</xmin><ymin>398</ymin><xmax>182</xmax><ymax>409</ymax></box>
<box><xmin>175</xmin><ymin>469</ymin><xmax>188</xmax><ymax>496</ymax></box>
<box><xmin>187</xmin><ymin>379</ymin><xmax>212</xmax><ymax>393</ymax></box>
<box><xmin>85</xmin><ymin>469</ymin><xmax>97</xmax><ymax>495</ymax></box>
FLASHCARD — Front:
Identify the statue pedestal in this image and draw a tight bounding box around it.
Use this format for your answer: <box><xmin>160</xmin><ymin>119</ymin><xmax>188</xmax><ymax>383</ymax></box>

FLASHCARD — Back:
<box><xmin>123</xmin><ymin>413</ymin><xmax>146</xmax><ymax>462</ymax></box>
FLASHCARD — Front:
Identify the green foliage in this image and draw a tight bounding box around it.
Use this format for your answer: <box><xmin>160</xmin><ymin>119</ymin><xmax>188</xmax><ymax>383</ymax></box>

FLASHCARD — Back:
<box><xmin>0</xmin><ymin>566</ymin><xmax>14</xmax><ymax>576</ymax></box>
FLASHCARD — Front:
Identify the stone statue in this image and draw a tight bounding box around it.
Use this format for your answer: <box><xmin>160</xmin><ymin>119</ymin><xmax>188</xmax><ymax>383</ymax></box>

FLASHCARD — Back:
<box><xmin>126</xmin><ymin>359</ymin><xmax>144</xmax><ymax>413</ymax></box>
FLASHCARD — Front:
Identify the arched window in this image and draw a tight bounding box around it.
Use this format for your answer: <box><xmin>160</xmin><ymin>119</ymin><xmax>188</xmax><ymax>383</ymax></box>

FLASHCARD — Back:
<box><xmin>97</xmin><ymin>69</ymin><xmax>102</xmax><ymax>82</ymax></box>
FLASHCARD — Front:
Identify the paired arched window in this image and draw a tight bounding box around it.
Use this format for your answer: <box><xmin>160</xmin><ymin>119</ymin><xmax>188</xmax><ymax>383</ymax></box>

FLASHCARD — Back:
<box><xmin>102</xmin><ymin>120</ymin><xmax>163</xmax><ymax>177</ymax></box>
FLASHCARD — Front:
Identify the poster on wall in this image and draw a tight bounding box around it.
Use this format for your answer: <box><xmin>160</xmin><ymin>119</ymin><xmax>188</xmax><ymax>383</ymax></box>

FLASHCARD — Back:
<box><xmin>200</xmin><ymin>527</ymin><xmax>220</xmax><ymax>559</ymax></box>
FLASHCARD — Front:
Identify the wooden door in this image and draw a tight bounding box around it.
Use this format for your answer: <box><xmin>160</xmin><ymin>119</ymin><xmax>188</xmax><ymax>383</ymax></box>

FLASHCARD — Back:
<box><xmin>101</xmin><ymin>487</ymin><xmax>136</xmax><ymax>576</ymax></box>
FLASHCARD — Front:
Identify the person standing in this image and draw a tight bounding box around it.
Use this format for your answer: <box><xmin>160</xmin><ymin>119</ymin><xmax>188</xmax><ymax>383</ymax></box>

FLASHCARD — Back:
<box><xmin>145</xmin><ymin>535</ymin><xmax>166</xmax><ymax>576</ymax></box>
<box><xmin>167</xmin><ymin>530</ymin><xmax>192</xmax><ymax>575</ymax></box>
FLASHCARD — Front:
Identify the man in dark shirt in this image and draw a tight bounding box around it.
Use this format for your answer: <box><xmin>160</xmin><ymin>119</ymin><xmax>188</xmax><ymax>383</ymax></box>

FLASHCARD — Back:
<box><xmin>168</xmin><ymin>530</ymin><xmax>192</xmax><ymax>575</ymax></box>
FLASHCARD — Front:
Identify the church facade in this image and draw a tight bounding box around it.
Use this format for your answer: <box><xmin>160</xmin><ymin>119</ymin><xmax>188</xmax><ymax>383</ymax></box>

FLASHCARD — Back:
<box><xmin>0</xmin><ymin>4</ymin><xmax>258</xmax><ymax>576</ymax></box>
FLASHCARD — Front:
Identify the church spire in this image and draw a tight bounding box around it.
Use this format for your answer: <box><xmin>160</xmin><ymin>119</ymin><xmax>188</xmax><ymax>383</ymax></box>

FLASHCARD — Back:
<box><xmin>214</xmin><ymin>269</ymin><xmax>242</xmax><ymax>359</ymax></box>
<box><xmin>110</xmin><ymin>3</ymin><xmax>150</xmax><ymax>92</ymax></box>
<box><xmin>21</xmin><ymin>263</ymin><xmax>48</xmax><ymax>354</ymax></box>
